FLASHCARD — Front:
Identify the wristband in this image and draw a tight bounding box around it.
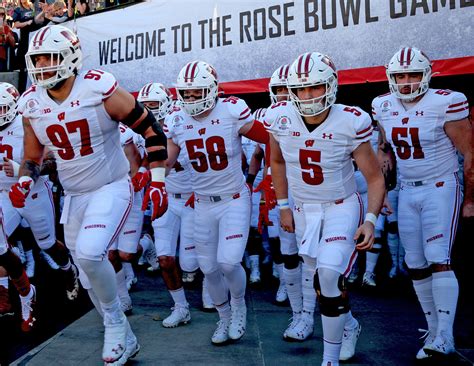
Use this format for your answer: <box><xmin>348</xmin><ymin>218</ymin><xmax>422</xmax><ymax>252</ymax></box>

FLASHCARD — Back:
<box><xmin>277</xmin><ymin>198</ymin><xmax>290</xmax><ymax>210</ymax></box>
<box><xmin>138</xmin><ymin>166</ymin><xmax>147</xmax><ymax>174</ymax></box>
<box><xmin>11</xmin><ymin>160</ymin><xmax>20</xmax><ymax>177</ymax></box>
<box><xmin>364</xmin><ymin>213</ymin><xmax>377</xmax><ymax>226</ymax></box>
<box><xmin>150</xmin><ymin>167</ymin><xmax>165</xmax><ymax>182</ymax></box>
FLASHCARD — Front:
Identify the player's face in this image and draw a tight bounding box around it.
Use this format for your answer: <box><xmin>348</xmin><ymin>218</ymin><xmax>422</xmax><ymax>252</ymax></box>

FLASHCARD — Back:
<box><xmin>394</xmin><ymin>72</ymin><xmax>423</xmax><ymax>95</ymax></box>
<box><xmin>295</xmin><ymin>84</ymin><xmax>326</xmax><ymax>101</ymax></box>
<box><xmin>182</xmin><ymin>89</ymin><xmax>204</xmax><ymax>102</ymax></box>
<box><xmin>276</xmin><ymin>86</ymin><xmax>289</xmax><ymax>102</ymax></box>
<box><xmin>143</xmin><ymin>101</ymin><xmax>160</xmax><ymax>110</ymax></box>
<box><xmin>32</xmin><ymin>54</ymin><xmax>60</xmax><ymax>80</ymax></box>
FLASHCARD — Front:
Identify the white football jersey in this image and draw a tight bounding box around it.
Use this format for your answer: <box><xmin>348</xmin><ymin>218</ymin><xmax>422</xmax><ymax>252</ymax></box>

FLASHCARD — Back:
<box><xmin>18</xmin><ymin>70</ymin><xmax>130</xmax><ymax>194</ymax></box>
<box><xmin>0</xmin><ymin>115</ymin><xmax>23</xmax><ymax>190</ymax></box>
<box><xmin>264</xmin><ymin>102</ymin><xmax>373</xmax><ymax>204</ymax></box>
<box><xmin>119</xmin><ymin>123</ymin><xmax>146</xmax><ymax>159</ymax></box>
<box><xmin>166</xmin><ymin>97</ymin><xmax>253</xmax><ymax>196</ymax></box>
<box><xmin>372</xmin><ymin>89</ymin><xmax>469</xmax><ymax>182</ymax></box>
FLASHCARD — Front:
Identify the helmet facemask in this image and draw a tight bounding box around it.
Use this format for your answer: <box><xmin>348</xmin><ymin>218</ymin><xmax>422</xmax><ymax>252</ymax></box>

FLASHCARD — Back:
<box><xmin>26</xmin><ymin>50</ymin><xmax>78</xmax><ymax>89</ymax></box>
<box><xmin>387</xmin><ymin>70</ymin><xmax>431</xmax><ymax>102</ymax></box>
<box><xmin>0</xmin><ymin>83</ymin><xmax>19</xmax><ymax>127</ymax></box>
<box><xmin>177</xmin><ymin>83</ymin><xmax>218</xmax><ymax>116</ymax></box>
<box><xmin>270</xmin><ymin>85</ymin><xmax>290</xmax><ymax>104</ymax></box>
<box><xmin>289</xmin><ymin>75</ymin><xmax>337</xmax><ymax>117</ymax></box>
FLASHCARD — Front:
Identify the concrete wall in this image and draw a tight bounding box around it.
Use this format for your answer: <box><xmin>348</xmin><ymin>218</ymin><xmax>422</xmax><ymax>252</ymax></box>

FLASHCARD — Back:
<box><xmin>0</xmin><ymin>72</ymin><xmax>20</xmax><ymax>89</ymax></box>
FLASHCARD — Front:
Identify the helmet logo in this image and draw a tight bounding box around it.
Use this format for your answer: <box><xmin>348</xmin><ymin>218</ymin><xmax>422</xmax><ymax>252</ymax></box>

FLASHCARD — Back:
<box><xmin>184</xmin><ymin>62</ymin><xmax>199</xmax><ymax>82</ymax></box>
<box><xmin>32</xmin><ymin>27</ymin><xmax>51</xmax><ymax>48</ymax></box>
<box><xmin>321</xmin><ymin>56</ymin><xmax>336</xmax><ymax>71</ymax></box>
<box><xmin>296</xmin><ymin>53</ymin><xmax>312</xmax><ymax>79</ymax></box>
<box><xmin>60</xmin><ymin>30</ymin><xmax>79</xmax><ymax>46</ymax></box>
<box><xmin>398</xmin><ymin>47</ymin><xmax>412</xmax><ymax>67</ymax></box>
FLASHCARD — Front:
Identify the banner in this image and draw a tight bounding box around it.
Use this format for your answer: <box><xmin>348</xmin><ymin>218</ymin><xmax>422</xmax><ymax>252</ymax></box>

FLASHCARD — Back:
<box><xmin>68</xmin><ymin>0</ymin><xmax>474</xmax><ymax>93</ymax></box>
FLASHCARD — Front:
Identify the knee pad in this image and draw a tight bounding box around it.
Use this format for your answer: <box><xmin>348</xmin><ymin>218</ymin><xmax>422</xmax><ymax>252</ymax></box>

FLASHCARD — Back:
<box><xmin>269</xmin><ymin>237</ymin><xmax>283</xmax><ymax>264</ymax></box>
<box><xmin>424</xmin><ymin>245</ymin><xmax>448</xmax><ymax>264</ymax></box>
<box><xmin>318</xmin><ymin>293</ymin><xmax>350</xmax><ymax>317</ymax></box>
<box><xmin>387</xmin><ymin>221</ymin><xmax>398</xmax><ymax>234</ymax></box>
<box><xmin>369</xmin><ymin>242</ymin><xmax>382</xmax><ymax>254</ymax></box>
<box><xmin>282</xmin><ymin>254</ymin><xmax>300</xmax><ymax>269</ymax></box>
<box><xmin>219</xmin><ymin>262</ymin><xmax>241</xmax><ymax>276</ymax></box>
<box><xmin>314</xmin><ymin>269</ymin><xmax>347</xmax><ymax>297</ymax></box>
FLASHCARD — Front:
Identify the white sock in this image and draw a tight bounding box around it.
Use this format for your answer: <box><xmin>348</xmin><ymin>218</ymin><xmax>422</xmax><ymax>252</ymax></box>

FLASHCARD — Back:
<box><xmin>220</xmin><ymin>263</ymin><xmax>246</xmax><ymax>308</ymax></box>
<box><xmin>139</xmin><ymin>234</ymin><xmax>153</xmax><ymax>253</ymax></box>
<box><xmin>169</xmin><ymin>287</ymin><xmax>188</xmax><ymax>307</ymax></box>
<box><xmin>432</xmin><ymin>271</ymin><xmax>458</xmax><ymax>337</ymax></box>
<box><xmin>345</xmin><ymin>310</ymin><xmax>358</xmax><ymax>330</ymax></box>
<box><xmin>302</xmin><ymin>262</ymin><xmax>316</xmax><ymax>315</ymax></box>
<box><xmin>123</xmin><ymin>262</ymin><xmax>134</xmax><ymax>280</ymax></box>
<box><xmin>322</xmin><ymin>313</ymin><xmax>346</xmax><ymax>365</ymax></box>
<box><xmin>412</xmin><ymin>276</ymin><xmax>437</xmax><ymax>335</ymax></box>
<box><xmin>0</xmin><ymin>276</ymin><xmax>8</xmax><ymax>288</ymax></box>
<box><xmin>20</xmin><ymin>286</ymin><xmax>34</xmax><ymax>301</ymax></box>
<box><xmin>116</xmin><ymin>269</ymin><xmax>130</xmax><ymax>300</ymax></box>
<box><xmin>101</xmin><ymin>296</ymin><xmax>122</xmax><ymax>324</ymax></box>
<box><xmin>387</xmin><ymin>233</ymin><xmax>399</xmax><ymax>267</ymax></box>
<box><xmin>215</xmin><ymin>301</ymin><xmax>231</xmax><ymax>320</ymax></box>
<box><xmin>284</xmin><ymin>265</ymin><xmax>302</xmax><ymax>313</ymax></box>
<box><xmin>276</xmin><ymin>264</ymin><xmax>285</xmax><ymax>285</ymax></box>
<box><xmin>204</xmin><ymin>269</ymin><xmax>229</xmax><ymax>308</ymax></box>
<box><xmin>365</xmin><ymin>244</ymin><xmax>381</xmax><ymax>273</ymax></box>
<box><xmin>78</xmin><ymin>258</ymin><xmax>117</xmax><ymax>304</ymax></box>
<box><xmin>87</xmin><ymin>288</ymin><xmax>104</xmax><ymax>317</ymax></box>
<box><xmin>25</xmin><ymin>250</ymin><xmax>34</xmax><ymax>261</ymax></box>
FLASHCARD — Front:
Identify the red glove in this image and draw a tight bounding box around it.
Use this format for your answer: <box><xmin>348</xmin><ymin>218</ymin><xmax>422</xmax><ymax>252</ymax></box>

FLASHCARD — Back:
<box><xmin>131</xmin><ymin>168</ymin><xmax>150</xmax><ymax>192</ymax></box>
<box><xmin>142</xmin><ymin>181</ymin><xmax>168</xmax><ymax>220</ymax></box>
<box><xmin>184</xmin><ymin>193</ymin><xmax>195</xmax><ymax>209</ymax></box>
<box><xmin>254</xmin><ymin>175</ymin><xmax>277</xmax><ymax>210</ymax></box>
<box><xmin>9</xmin><ymin>177</ymin><xmax>34</xmax><ymax>208</ymax></box>
<box><xmin>257</xmin><ymin>198</ymin><xmax>273</xmax><ymax>234</ymax></box>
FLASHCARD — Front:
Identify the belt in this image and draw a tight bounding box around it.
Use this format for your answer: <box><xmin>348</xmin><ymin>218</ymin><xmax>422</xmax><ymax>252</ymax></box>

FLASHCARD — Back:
<box><xmin>402</xmin><ymin>180</ymin><xmax>428</xmax><ymax>187</ymax></box>
<box><xmin>195</xmin><ymin>192</ymin><xmax>241</xmax><ymax>203</ymax></box>
<box><xmin>171</xmin><ymin>193</ymin><xmax>192</xmax><ymax>199</ymax></box>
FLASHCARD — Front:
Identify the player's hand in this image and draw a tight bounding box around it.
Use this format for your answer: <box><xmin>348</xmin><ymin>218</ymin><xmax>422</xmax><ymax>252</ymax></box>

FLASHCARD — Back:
<box><xmin>462</xmin><ymin>200</ymin><xmax>474</xmax><ymax>218</ymax></box>
<box><xmin>257</xmin><ymin>200</ymin><xmax>273</xmax><ymax>234</ymax></box>
<box><xmin>2</xmin><ymin>157</ymin><xmax>20</xmax><ymax>177</ymax></box>
<box><xmin>254</xmin><ymin>175</ymin><xmax>277</xmax><ymax>210</ymax></box>
<box><xmin>9</xmin><ymin>177</ymin><xmax>34</xmax><ymax>208</ymax></box>
<box><xmin>354</xmin><ymin>221</ymin><xmax>375</xmax><ymax>250</ymax></box>
<box><xmin>142</xmin><ymin>181</ymin><xmax>167</xmax><ymax>220</ymax></box>
<box><xmin>131</xmin><ymin>168</ymin><xmax>150</xmax><ymax>192</ymax></box>
<box><xmin>185</xmin><ymin>193</ymin><xmax>195</xmax><ymax>209</ymax></box>
<box><xmin>280</xmin><ymin>208</ymin><xmax>294</xmax><ymax>233</ymax></box>
<box><xmin>380</xmin><ymin>194</ymin><xmax>393</xmax><ymax>216</ymax></box>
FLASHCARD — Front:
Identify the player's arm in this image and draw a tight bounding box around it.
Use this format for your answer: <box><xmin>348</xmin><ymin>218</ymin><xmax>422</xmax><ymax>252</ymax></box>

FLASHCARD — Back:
<box><xmin>247</xmin><ymin>144</ymin><xmax>264</xmax><ymax>186</ymax></box>
<box><xmin>19</xmin><ymin>117</ymin><xmax>44</xmax><ymax>182</ymax></box>
<box><xmin>445</xmin><ymin>117</ymin><xmax>473</xmax><ymax>217</ymax></box>
<box><xmin>123</xmin><ymin>142</ymin><xmax>141</xmax><ymax>177</ymax></box>
<box><xmin>239</xmin><ymin>120</ymin><xmax>269</xmax><ymax>145</ymax></box>
<box><xmin>9</xmin><ymin>117</ymin><xmax>45</xmax><ymax>208</ymax></box>
<box><xmin>353</xmin><ymin>141</ymin><xmax>386</xmax><ymax>249</ymax></box>
<box><xmin>269</xmin><ymin>134</ymin><xmax>293</xmax><ymax>232</ymax></box>
<box><xmin>377</xmin><ymin>122</ymin><xmax>397</xmax><ymax>190</ymax></box>
<box><xmin>105</xmin><ymin>87</ymin><xmax>168</xmax><ymax>219</ymax></box>
<box><xmin>165</xmin><ymin>138</ymin><xmax>180</xmax><ymax>175</ymax></box>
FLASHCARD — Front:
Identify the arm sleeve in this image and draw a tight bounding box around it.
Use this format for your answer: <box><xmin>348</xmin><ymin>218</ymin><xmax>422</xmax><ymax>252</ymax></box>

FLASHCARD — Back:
<box><xmin>445</xmin><ymin>92</ymin><xmax>469</xmax><ymax>123</ymax></box>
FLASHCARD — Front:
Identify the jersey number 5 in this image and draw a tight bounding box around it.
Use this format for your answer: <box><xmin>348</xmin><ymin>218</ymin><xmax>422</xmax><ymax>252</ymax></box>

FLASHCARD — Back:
<box><xmin>299</xmin><ymin>149</ymin><xmax>324</xmax><ymax>185</ymax></box>
<box><xmin>391</xmin><ymin>127</ymin><xmax>424</xmax><ymax>160</ymax></box>
<box><xmin>46</xmin><ymin>119</ymin><xmax>94</xmax><ymax>160</ymax></box>
<box><xmin>185</xmin><ymin>136</ymin><xmax>228</xmax><ymax>172</ymax></box>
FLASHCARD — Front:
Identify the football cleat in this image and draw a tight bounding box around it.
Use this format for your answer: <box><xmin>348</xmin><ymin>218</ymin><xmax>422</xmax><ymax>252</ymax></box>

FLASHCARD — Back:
<box><xmin>211</xmin><ymin>319</ymin><xmax>230</xmax><ymax>345</ymax></box>
<box><xmin>423</xmin><ymin>331</ymin><xmax>456</xmax><ymax>356</ymax></box>
<box><xmin>340</xmin><ymin>321</ymin><xmax>361</xmax><ymax>361</ymax></box>
<box><xmin>284</xmin><ymin>312</ymin><xmax>313</xmax><ymax>342</ymax></box>
<box><xmin>283</xmin><ymin>312</ymin><xmax>302</xmax><ymax>340</ymax></box>
<box><xmin>416</xmin><ymin>329</ymin><xmax>435</xmax><ymax>360</ymax></box>
<box><xmin>362</xmin><ymin>272</ymin><xmax>376</xmax><ymax>287</ymax></box>
<box><xmin>102</xmin><ymin>312</ymin><xmax>128</xmax><ymax>364</ymax></box>
<box><xmin>20</xmin><ymin>285</ymin><xmax>37</xmax><ymax>332</ymax></box>
<box><xmin>162</xmin><ymin>304</ymin><xmax>191</xmax><ymax>328</ymax></box>
<box><xmin>228</xmin><ymin>305</ymin><xmax>247</xmax><ymax>340</ymax></box>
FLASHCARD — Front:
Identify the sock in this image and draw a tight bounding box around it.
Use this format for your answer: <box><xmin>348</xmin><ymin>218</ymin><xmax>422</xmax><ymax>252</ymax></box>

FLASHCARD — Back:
<box><xmin>431</xmin><ymin>271</ymin><xmax>458</xmax><ymax>337</ymax></box>
<box><xmin>345</xmin><ymin>310</ymin><xmax>358</xmax><ymax>330</ymax></box>
<box><xmin>220</xmin><ymin>263</ymin><xmax>246</xmax><ymax>308</ymax></box>
<box><xmin>302</xmin><ymin>262</ymin><xmax>316</xmax><ymax>315</ymax></box>
<box><xmin>284</xmin><ymin>265</ymin><xmax>302</xmax><ymax>313</ymax></box>
<box><xmin>412</xmin><ymin>276</ymin><xmax>437</xmax><ymax>335</ymax></box>
<box><xmin>78</xmin><ymin>258</ymin><xmax>117</xmax><ymax>304</ymax></box>
<box><xmin>0</xmin><ymin>276</ymin><xmax>8</xmax><ymax>288</ymax></box>
<box><xmin>387</xmin><ymin>233</ymin><xmax>399</xmax><ymax>268</ymax></box>
<box><xmin>276</xmin><ymin>264</ymin><xmax>285</xmax><ymax>285</ymax></box>
<box><xmin>204</xmin><ymin>269</ymin><xmax>229</xmax><ymax>308</ymax></box>
<box><xmin>169</xmin><ymin>287</ymin><xmax>188</xmax><ymax>307</ymax></box>
<box><xmin>123</xmin><ymin>262</ymin><xmax>134</xmax><ymax>280</ymax></box>
<box><xmin>139</xmin><ymin>234</ymin><xmax>153</xmax><ymax>253</ymax></box>
<box><xmin>11</xmin><ymin>269</ymin><xmax>30</xmax><ymax>296</ymax></box>
<box><xmin>116</xmin><ymin>269</ymin><xmax>130</xmax><ymax>300</ymax></box>
<box><xmin>101</xmin><ymin>296</ymin><xmax>122</xmax><ymax>324</ymax></box>
<box><xmin>215</xmin><ymin>300</ymin><xmax>231</xmax><ymax>320</ymax></box>
<box><xmin>60</xmin><ymin>260</ymin><xmax>72</xmax><ymax>272</ymax></box>
<box><xmin>322</xmin><ymin>313</ymin><xmax>346</xmax><ymax>365</ymax></box>
<box><xmin>87</xmin><ymin>288</ymin><xmax>104</xmax><ymax>317</ymax></box>
<box><xmin>365</xmin><ymin>243</ymin><xmax>381</xmax><ymax>274</ymax></box>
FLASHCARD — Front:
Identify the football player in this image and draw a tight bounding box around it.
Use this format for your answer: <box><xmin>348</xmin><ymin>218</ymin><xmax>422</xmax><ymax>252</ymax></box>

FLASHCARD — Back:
<box><xmin>15</xmin><ymin>25</ymin><xmax>168</xmax><ymax>365</ymax></box>
<box><xmin>374</xmin><ymin>47</ymin><xmax>472</xmax><ymax>359</ymax></box>
<box><xmin>266</xmin><ymin>52</ymin><xmax>385</xmax><ymax>366</ymax></box>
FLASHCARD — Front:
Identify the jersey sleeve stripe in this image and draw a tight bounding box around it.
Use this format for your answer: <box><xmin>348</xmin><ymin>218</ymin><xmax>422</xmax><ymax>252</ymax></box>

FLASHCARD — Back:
<box><xmin>240</xmin><ymin>108</ymin><xmax>250</xmax><ymax>116</ymax></box>
<box><xmin>448</xmin><ymin>100</ymin><xmax>468</xmax><ymax>109</ymax></box>
<box><xmin>446</xmin><ymin>106</ymin><xmax>469</xmax><ymax>114</ymax></box>
<box><xmin>239</xmin><ymin>112</ymin><xmax>252</xmax><ymax>120</ymax></box>
<box><xmin>103</xmin><ymin>81</ymin><xmax>118</xmax><ymax>98</ymax></box>
<box><xmin>356</xmin><ymin>131</ymin><xmax>372</xmax><ymax>139</ymax></box>
<box><xmin>356</xmin><ymin>126</ymin><xmax>372</xmax><ymax>135</ymax></box>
